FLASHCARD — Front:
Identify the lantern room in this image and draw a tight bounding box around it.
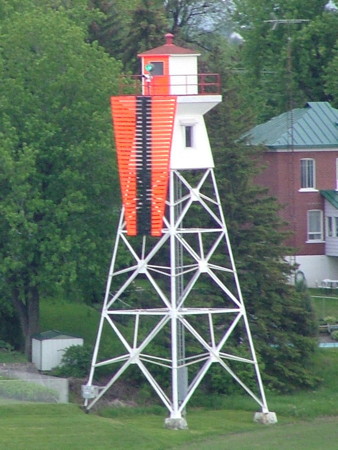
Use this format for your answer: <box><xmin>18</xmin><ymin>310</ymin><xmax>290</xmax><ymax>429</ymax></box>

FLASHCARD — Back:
<box><xmin>138</xmin><ymin>33</ymin><xmax>200</xmax><ymax>95</ymax></box>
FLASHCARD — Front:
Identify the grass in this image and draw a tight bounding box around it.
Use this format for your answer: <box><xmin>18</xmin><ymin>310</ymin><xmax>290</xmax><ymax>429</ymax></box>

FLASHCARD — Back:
<box><xmin>310</xmin><ymin>288</ymin><xmax>338</xmax><ymax>320</ymax></box>
<box><xmin>0</xmin><ymin>296</ymin><xmax>336</xmax><ymax>448</ymax></box>
<box><xmin>40</xmin><ymin>299</ymin><xmax>124</xmax><ymax>358</ymax></box>
<box><xmin>175</xmin><ymin>417</ymin><xmax>338</xmax><ymax>450</ymax></box>
<box><xmin>0</xmin><ymin>350</ymin><xmax>27</xmax><ymax>364</ymax></box>
<box><xmin>1</xmin><ymin>397</ymin><xmax>338</xmax><ymax>449</ymax></box>
<box><xmin>0</xmin><ymin>404</ymin><xmax>266</xmax><ymax>449</ymax></box>
<box><xmin>40</xmin><ymin>299</ymin><xmax>101</xmax><ymax>344</ymax></box>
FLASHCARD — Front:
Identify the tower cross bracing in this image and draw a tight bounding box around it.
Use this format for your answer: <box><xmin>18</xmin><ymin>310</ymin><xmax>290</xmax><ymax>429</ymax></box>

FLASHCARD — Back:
<box><xmin>84</xmin><ymin>168</ymin><xmax>273</xmax><ymax>424</ymax></box>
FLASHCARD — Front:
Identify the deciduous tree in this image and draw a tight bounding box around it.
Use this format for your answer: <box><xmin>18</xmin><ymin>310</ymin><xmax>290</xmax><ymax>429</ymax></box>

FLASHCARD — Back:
<box><xmin>0</xmin><ymin>7</ymin><xmax>121</xmax><ymax>357</ymax></box>
<box><xmin>230</xmin><ymin>0</ymin><xmax>338</xmax><ymax>120</ymax></box>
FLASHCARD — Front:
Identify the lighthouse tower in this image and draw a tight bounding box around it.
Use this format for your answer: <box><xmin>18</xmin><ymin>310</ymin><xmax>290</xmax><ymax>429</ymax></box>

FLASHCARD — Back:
<box><xmin>83</xmin><ymin>35</ymin><xmax>276</xmax><ymax>428</ymax></box>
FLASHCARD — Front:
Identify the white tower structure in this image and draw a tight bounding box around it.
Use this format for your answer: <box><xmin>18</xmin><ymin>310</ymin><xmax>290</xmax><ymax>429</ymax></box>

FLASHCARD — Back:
<box><xmin>83</xmin><ymin>34</ymin><xmax>276</xmax><ymax>428</ymax></box>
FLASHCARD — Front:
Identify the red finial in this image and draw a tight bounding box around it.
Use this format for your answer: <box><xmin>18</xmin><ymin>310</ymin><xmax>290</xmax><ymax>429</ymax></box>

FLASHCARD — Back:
<box><xmin>165</xmin><ymin>33</ymin><xmax>174</xmax><ymax>45</ymax></box>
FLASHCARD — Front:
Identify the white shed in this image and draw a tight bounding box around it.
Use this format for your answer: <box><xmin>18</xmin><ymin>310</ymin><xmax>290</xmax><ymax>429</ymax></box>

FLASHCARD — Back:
<box><xmin>32</xmin><ymin>330</ymin><xmax>83</xmax><ymax>371</ymax></box>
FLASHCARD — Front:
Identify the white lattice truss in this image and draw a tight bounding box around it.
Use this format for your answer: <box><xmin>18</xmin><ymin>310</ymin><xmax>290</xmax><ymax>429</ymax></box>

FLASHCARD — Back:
<box><xmin>85</xmin><ymin>168</ymin><xmax>270</xmax><ymax>419</ymax></box>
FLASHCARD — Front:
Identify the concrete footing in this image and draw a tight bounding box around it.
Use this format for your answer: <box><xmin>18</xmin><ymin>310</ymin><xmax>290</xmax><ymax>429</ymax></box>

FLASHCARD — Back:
<box><xmin>164</xmin><ymin>417</ymin><xmax>188</xmax><ymax>430</ymax></box>
<box><xmin>254</xmin><ymin>411</ymin><xmax>278</xmax><ymax>425</ymax></box>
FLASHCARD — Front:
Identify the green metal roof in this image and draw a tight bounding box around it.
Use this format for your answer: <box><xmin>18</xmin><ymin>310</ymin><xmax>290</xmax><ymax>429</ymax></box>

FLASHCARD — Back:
<box><xmin>244</xmin><ymin>102</ymin><xmax>338</xmax><ymax>149</ymax></box>
<box><xmin>321</xmin><ymin>190</ymin><xmax>338</xmax><ymax>209</ymax></box>
<box><xmin>32</xmin><ymin>330</ymin><xmax>82</xmax><ymax>341</ymax></box>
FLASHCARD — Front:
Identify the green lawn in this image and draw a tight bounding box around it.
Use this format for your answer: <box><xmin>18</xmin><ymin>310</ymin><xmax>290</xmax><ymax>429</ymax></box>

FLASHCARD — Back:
<box><xmin>175</xmin><ymin>416</ymin><xmax>338</xmax><ymax>450</ymax></box>
<box><xmin>1</xmin><ymin>403</ymin><xmax>338</xmax><ymax>449</ymax></box>
<box><xmin>0</xmin><ymin>297</ymin><xmax>331</xmax><ymax>448</ymax></box>
<box><xmin>312</xmin><ymin>294</ymin><xmax>338</xmax><ymax>320</ymax></box>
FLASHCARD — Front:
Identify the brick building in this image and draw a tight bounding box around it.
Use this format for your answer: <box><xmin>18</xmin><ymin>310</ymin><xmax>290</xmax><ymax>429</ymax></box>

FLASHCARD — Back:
<box><xmin>244</xmin><ymin>102</ymin><xmax>338</xmax><ymax>286</ymax></box>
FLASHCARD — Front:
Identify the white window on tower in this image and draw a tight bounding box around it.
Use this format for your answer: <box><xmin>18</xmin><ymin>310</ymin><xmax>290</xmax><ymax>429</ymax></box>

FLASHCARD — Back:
<box><xmin>185</xmin><ymin>125</ymin><xmax>193</xmax><ymax>148</ymax></box>
<box><xmin>307</xmin><ymin>210</ymin><xmax>323</xmax><ymax>242</ymax></box>
<box><xmin>180</xmin><ymin>119</ymin><xmax>197</xmax><ymax>149</ymax></box>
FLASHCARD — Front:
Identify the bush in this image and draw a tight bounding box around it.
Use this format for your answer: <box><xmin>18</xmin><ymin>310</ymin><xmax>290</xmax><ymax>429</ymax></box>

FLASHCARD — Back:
<box><xmin>324</xmin><ymin>316</ymin><xmax>337</xmax><ymax>325</ymax></box>
<box><xmin>0</xmin><ymin>340</ymin><xmax>14</xmax><ymax>352</ymax></box>
<box><xmin>52</xmin><ymin>345</ymin><xmax>93</xmax><ymax>378</ymax></box>
<box><xmin>331</xmin><ymin>331</ymin><xmax>338</xmax><ymax>341</ymax></box>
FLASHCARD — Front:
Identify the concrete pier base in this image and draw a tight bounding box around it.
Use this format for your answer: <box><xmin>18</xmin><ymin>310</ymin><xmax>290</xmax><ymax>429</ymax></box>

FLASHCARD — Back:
<box><xmin>164</xmin><ymin>417</ymin><xmax>188</xmax><ymax>430</ymax></box>
<box><xmin>254</xmin><ymin>411</ymin><xmax>278</xmax><ymax>424</ymax></box>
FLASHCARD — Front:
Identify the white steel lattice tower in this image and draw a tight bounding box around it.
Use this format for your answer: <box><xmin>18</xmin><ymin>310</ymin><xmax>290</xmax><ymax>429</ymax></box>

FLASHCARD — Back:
<box><xmin>83</xmin><ymin>34</ymin><xmax>276</xmax><ymax>428</ymax></box>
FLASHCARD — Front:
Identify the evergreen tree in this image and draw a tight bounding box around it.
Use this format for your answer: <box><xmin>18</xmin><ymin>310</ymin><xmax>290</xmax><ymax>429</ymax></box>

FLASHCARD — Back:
<box><xmin>204</xmin><ymin>48</ymin><xmax>318</xmax><ymax>392</ymax></box>
<box><xmin>88</xmin><ymin>0</ymin><xmax>126</xmax><ymax>61</ymax></box>
<box><xmin>122</xmin><ymin>0</ymin><xmax>169</xmax><ymax>73</ymax></box>
<box><xmin>325</xmin><ymin>46</ymin><xmax>338</xmax><ymax>107</ymax></box>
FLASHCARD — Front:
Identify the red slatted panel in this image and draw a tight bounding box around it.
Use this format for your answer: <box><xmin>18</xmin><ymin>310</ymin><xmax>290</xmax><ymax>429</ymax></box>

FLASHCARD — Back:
<box><xmin>111</xmin><ymin>97</ymin><xmax>137</xmax><ymax>235</ymax></box>
<box><xmin>111</xmin><ymin>95</ymin><xmax>177</xmax><ymax>237</ymax></box>
<box><xmin>151</xmin><ymin>96</ymin><xmax>177</xmax><ymax>236</ymax></box>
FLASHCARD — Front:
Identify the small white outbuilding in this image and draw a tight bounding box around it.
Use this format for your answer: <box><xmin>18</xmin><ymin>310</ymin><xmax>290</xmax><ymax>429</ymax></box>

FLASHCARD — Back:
<box><xmin>32</xmin><ymin>330</ymin><xmax>83</xmax><ymax>371</ymax></box>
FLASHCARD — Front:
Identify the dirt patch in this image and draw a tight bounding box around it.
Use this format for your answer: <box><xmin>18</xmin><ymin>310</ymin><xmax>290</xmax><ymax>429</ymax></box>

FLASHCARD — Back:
<box><xmin>69</xmin><ymin>377</ymin><xmax>143</xmax><ymax>409</ymax></box>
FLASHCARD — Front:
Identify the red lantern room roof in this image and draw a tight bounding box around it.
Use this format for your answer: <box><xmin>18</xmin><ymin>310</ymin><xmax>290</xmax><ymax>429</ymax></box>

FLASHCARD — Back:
<box><xmin>138</xmin><ymin>33</ymin><xmax>200</xmax><ymax>57</ymax></box>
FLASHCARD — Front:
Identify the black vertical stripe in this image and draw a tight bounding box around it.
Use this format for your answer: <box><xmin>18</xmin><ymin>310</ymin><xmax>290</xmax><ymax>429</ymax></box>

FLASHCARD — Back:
<box><xmin>136</xmin><ymin>96</ymin><xmax>152</xmax><ymax>234</ymax></box>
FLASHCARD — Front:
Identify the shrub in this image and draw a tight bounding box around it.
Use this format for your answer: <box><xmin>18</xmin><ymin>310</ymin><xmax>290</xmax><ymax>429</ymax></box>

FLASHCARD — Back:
<box><xmin>324</xmin><ymin>316</ymin><xmax>337</xmax><ymax>325</ymax></box>
<box><xmin>53</xmin><ymin>345</ymin><xmax>93</xmax><ymax>378</ymax></box>
<box><xmin>0</xmin><ymin>340</ymin><xmax>14</xmax><ymax>352</ymax></box>
<box><xmin>331</xmin><ymin>331</ymin><xmax>338</xmax><ymax>341</ymax></box>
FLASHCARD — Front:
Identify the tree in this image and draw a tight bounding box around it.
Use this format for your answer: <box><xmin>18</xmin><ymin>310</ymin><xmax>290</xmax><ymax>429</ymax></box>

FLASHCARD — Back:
<box><xmin>87</xmin><ymin>0</ymin><xmax>126</xmax><ymax>60</ymax></box>
<box><xmin>122</xmin><ymin>0</ymin><xmax>169</xmax><ymax>72</ymax></box>
<box><xmin>325</xmin><ymin>45</ymin><xmax>338</xmax><ymax>106</ymax></box>
<box><xmin>291</xmin><ymin>11</ymin><xmax>338</xmax><ymax>102</ymax></box>
<box><xmin>229</xmin><ymin>0</ymin><xmax>338</xmax><ymax>120</ymax></box>
<box><xmin>0</xmin><ymin>7</ymin><xmax>121</xmax><ymax>357</ymax></box>
<box><xmin>203</xmin><ymin>46</ymin><xmax>318</xmax><ymax>391</ymax></box>
<box><xmin>164</xmin><ymin>0</ymin><xmax>230</xmax><ymax>35</ymax></box>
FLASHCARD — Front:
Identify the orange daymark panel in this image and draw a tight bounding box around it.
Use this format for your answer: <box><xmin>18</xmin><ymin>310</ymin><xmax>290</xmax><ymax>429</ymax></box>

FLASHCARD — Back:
<box><xmin>111</xmin><ymin>96</ymin><xmax>137</xmax><ymax>236</ymax></box>
<box><xmin>112</xmin><ymin>95</ymin><xmax>177</xmax><ymax>237</ymax></box>
<box><xmin>150</xmin><ymin>96</ymin><xmax>177</xmax><ymax>236</ymax></box>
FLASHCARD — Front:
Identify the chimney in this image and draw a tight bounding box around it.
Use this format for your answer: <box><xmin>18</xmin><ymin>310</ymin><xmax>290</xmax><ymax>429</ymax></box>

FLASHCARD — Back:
<box><xmin>165</xmin><ymin>33</ymin><xmax>174</xmax><ymax>45</ymax></box>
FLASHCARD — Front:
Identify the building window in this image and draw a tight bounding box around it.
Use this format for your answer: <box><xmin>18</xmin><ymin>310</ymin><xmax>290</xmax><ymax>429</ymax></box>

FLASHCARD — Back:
<box><xmin>335</xmin><ymin>217</ymin><xmax>338</xmax><ymax>237</ymax></box>
<box><xmin>300</xmin><ymin>158</ymin><xmax>315</xmax><ymax>189</ymax></box>
<box><xmin>307</xmin><ymin>210</ymin><xmax>323</xmax><ymax>241</ymax></box>
<box><xmin>185</xmin><ymin>125</ymin><xmax>193</xmax><ymax>147</ymax></box>
<box><xmin>327</xmin><ymin>216</ymin><xmax>333</xmax><ymax>237</ymax></box>
<box><xmin>327</xmin><ymin>216</ymin><xmax>338</xmax><ymax>237</ymax></box>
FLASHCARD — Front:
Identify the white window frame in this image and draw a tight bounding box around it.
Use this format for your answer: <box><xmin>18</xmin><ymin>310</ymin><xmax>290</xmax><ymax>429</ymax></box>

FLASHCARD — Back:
<box><xmin>300</xmin><ymin>158</ymin><xmax>316</xmax><ymax>191</ymax></box>
<box><xmin>307</xmin><ymin>210</ymin><xmax>323</xmax><ymax>242</ymax></box>
<box><xmin>180</xmin><ymin>119</ymin><xmax>197</xmax><ymax>149</ymax></box>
